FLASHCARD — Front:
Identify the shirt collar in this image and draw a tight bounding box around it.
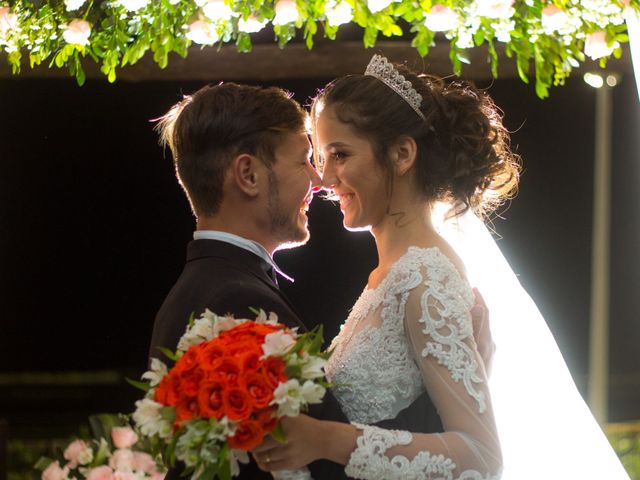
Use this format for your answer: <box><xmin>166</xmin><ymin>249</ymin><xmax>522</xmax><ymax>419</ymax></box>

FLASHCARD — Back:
<box><xmin>193</xmin><ymin>230</ymin><xmax>294</xmax><ymax>282</ymax></box>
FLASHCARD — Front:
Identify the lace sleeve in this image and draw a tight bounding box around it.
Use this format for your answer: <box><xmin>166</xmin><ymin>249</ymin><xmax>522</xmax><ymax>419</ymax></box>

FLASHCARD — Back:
<box><xmin>345</xmin><ymin>261</ymin><xmax>502</xmax><ymax>480</ymax></box>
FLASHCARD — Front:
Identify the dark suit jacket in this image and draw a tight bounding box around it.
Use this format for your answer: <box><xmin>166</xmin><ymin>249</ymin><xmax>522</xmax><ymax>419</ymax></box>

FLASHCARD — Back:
<box><xmin>149</xmin><ymin>239</ymin><xmax>442</xmax><ymax>480</ymax></box>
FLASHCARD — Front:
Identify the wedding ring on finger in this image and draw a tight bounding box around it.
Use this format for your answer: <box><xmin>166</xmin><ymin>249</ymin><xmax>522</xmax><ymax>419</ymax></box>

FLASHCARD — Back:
<box><xmin>265</xmin><ymin>453</ymin><xmax>271</xmax><ymax>464</ymax></box>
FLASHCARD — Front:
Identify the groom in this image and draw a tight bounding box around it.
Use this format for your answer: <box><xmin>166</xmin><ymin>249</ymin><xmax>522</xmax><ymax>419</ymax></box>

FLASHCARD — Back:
<box><xmin>148</xmin><ymin>82</ymin><xmax>486</xmax><ymax>479</ymax></box>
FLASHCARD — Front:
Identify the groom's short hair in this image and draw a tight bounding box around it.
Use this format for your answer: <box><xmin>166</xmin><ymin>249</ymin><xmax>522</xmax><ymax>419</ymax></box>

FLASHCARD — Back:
<box><xmin>156</xmin><ymin>82</ymin><xmax>307</xmax><ymax>217</ymax></box>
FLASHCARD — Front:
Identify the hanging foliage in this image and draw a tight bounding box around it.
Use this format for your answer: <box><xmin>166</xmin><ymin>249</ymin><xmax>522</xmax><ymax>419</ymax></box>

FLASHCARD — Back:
<box><xmin>0</xmin><ymin>0</ymin><xmax>636</xmax><ymax>97</ymax></box>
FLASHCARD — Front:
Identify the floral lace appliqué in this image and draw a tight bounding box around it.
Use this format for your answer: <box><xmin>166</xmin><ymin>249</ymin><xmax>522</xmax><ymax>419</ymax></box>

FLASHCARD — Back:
<box><xmin>325</xmin><ymin>247</ymin><xmax>481</xmax><ymax>422</ymax></box>
<box><xmin>346</xmin><ymin>424</ymin><xmax>500</xmax><ymax>480</ymax></box>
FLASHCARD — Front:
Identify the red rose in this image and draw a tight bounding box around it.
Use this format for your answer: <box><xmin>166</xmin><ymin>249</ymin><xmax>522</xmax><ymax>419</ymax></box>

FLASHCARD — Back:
<box><xmin>222</xmin><ymin>387</ymin><xmax>252</xmax><ymax>421</ymax></box>
<box><xmin>245</xmin><ymin>372</ymin><xmax>274</xmax><ymax>409</ymax></box>
<box><xmin>155</xmin><ymin>373</ymin><xmax>180</xmax><ymax>406</ymax></box>
<box><xmin>256</xmin><ymin>407</ymin><xmax>278</xmax><ymax>433</ymax></box>
<box><xmin>239</xmin><ymin>349</ymin><xmax>262</xmax><ymax>372</ymax></box>
<box><xmin>175</xmin><ymin>395</ymin><xmax>199</xmax><ymax>427</ymax></box>
<box><xmin>212</xmin><ymin>356</ymin><xmax>243</xmax><ymax>387</ymax></box>
<box><xmin>179</xmin><ymin>366</ymin><xmax>205</xmax><ymax>398</ymax></box>
<box><xmin>176</xmin><ymin>346</ymin><xmax>202</xmax><ymax>372</ymax></box>
<box><xmin>261</xmin><ymin>356</ymin><xmax>288</xmax><ymax>389</ymax></box>
<box><xmin>228</xmin><ymin>420</ymin><xmax>264</xmax><ymax>451</ymax></box>
<box><xmin>197</xmin><ymin>378</ymin><xmax>226</xmax><ymax>419</ymax></box>
<box><xmin>200</xmin><ymin>341</ymin><xmax>226</xmax><ymax>368</ymax></box>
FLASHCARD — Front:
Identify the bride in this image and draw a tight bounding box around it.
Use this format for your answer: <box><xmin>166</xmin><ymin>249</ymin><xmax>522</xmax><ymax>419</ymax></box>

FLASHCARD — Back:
<box><xmin>252</xmin><ymin>54</ymin><xmax>630</xmax><ymax>480</ymax></box>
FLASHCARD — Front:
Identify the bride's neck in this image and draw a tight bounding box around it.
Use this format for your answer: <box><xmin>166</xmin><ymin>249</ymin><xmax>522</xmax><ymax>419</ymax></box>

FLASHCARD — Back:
<box><xmin>371</xmin><ymin>200</ymin><xmax>438</xmax><ymax>269</ymax></box>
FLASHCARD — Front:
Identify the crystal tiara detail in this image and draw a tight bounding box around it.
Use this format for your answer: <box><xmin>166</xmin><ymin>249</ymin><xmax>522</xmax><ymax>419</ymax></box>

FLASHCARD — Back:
<box><xmin>364</xmin><ymin>54</ymin><xmax>425</xmax><ymax>120</ymax></box>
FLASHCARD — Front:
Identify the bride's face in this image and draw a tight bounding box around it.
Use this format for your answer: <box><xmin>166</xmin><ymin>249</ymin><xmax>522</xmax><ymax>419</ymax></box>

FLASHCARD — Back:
<box><xmin>315</xmin><ymin>105</ymin><xmax>388</xmax><ymax>231</ymax></box>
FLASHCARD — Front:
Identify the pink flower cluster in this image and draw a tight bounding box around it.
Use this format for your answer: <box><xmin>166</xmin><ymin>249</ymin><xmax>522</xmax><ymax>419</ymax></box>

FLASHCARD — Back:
<box><xmin>41</xmin><ymin>427</ymin><xmax>165</xmax><ymax>480</ymax></box>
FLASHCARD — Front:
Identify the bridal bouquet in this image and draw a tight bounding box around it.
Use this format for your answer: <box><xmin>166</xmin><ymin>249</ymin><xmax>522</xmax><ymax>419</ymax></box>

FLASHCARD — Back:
<box><xmin>132</xmin><ymin>309</ymin><xmax>330</xmax><ymax>480</ymax></box>
<box><xmin>35</xmin><ymin>414</ymin><xmax>166</xmax><ymax>480</ymax></box>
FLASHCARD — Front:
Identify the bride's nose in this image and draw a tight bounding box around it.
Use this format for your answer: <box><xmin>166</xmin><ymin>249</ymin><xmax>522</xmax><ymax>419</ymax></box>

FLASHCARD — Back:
<box><xmin>321</xmin><ymin>162</ymin><xmax>337</xmax><ymax>190</ymax></box>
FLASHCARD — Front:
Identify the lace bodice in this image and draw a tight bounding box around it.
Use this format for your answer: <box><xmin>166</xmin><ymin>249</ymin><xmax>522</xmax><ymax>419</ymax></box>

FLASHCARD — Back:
<box><xmin>325</xmin><ymin>247</ymin><xmax>502</xmax><ymax>480</ymax></box>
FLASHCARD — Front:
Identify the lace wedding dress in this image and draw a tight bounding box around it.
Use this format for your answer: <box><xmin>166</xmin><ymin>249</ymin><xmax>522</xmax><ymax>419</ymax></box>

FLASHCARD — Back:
<box><xmin>324</xmin><ymin>246</ymin><xmax>502</xmax><ymax>480</ymax></box>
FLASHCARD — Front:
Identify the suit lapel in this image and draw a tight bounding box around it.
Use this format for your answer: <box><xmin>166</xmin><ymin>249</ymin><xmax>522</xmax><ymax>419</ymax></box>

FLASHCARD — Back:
<box><xmin>187</xmin><ymin>239</ymin><xmax>308</xmax><ymax>331</ymax></box>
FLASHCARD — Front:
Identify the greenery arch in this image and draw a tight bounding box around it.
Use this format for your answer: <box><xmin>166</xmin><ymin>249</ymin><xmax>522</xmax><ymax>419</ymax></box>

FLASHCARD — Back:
<box><xmin>0</xmin><ymin>0</ymin><xmax>637</xmax><ymax>97</ymax></box>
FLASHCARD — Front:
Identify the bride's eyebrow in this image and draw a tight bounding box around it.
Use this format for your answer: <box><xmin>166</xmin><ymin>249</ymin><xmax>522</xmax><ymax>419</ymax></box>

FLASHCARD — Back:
<box><xmin>323</xmin><ymin>141</ymin><xmax>350</xmax><ymax>151</ymax></box>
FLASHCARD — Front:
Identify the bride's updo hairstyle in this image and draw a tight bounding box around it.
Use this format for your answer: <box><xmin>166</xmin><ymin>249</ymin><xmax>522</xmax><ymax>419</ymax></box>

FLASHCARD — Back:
<box><xmin>311</xmin><ymin>61</ymin><xmax>521</xmax><ymax>217</ymax></box>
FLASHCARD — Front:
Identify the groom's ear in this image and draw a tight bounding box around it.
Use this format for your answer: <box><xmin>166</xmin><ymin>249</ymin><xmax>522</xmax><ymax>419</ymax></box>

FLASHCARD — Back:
<box><xmin>390</xmin><ymin>135</ymin><xmax>417</xmax><ymax>176</ymax></box>
<box><xmin>231</xmin><ymin>154</ymin><xmax>261</xmax><ymax>197</ymax></box>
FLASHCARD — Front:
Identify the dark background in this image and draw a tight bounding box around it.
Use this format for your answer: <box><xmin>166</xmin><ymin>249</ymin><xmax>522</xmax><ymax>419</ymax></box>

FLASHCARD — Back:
<box><xmin>1</xmin><ymin>63</ymin><xmax>639</xmax><ymax>440</ymax></box>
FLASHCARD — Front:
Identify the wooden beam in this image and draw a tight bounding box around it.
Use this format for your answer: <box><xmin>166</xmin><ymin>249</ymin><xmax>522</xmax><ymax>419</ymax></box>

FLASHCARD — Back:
<box><xmin>0</xmin><ymin>40</ymin><xmax>632</xmax><ymax>82</ymax></box>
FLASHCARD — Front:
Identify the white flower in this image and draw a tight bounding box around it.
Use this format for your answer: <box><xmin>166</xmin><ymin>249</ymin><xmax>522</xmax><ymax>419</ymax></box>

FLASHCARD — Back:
<box><xmin>62</xmin><ymin>19</ymin><xmax>91</xmax><ymax>46</ymax></box>
<box><xmin>541</xmin><ymin>5</ymin><xmax>569</xmax><ymax>33</ymax></box>
<box><xmin>584</xmin><ymin>30</ymin><xmax>619</xmax><ymax>59</ymax></box>
<box><xmin>0</xmin><ymin>7</ymin><xmax>18</xmax><ymax>34</ymax></box>
<box><xmin>476</xmin><ymin>0</ymin><xmax>514</xmax><ymax>19</ymax></box>
<box><xmin>229</xmin><ymin>450</ymin><xmax>250</xmax><ymax>477</ymax></box>
<box><xmin>300</xmin><ymin>355</ymin><xmax>327</xmax><ymax>380</ymax></box>
<box><xmin>424</xmin><ymin>5</ymin><xmax>459</xmax><ymax>32</ymax></box>
<box><xmin>64</xmin><ymin>0</ymin><xmax>87</xmax><ymax>11</ymax></box>
<box><xmin>238</xmin><ymin>15</ymin><xmax>266</xmax><ymax>33</ymax></box>
<box><xmin>168</xmin><ymin>0</ymin><xmax>181</xmax><ymax>4</ymax></box>
<box><xmin>141</xmin><ymin>358</ymin><xmax>168</xmax><ymax>387</ymax></box>
<box><xmin>271</xmin><ymin>379</ymin><xmax>303</xmax><ymax>416</ymax></box>
<box><xmin>367</xmin><ymin>0</ymin><xmax>394</xmax><ymax>13</ymax></box>
<box><xmin>300</xmin><ymin>380</ymin><xmax>325</xmax><ymax>404</ymax></box>
<box><xmin>255</xmin><ymin>309</ymin><xmax>279</xmax><ymax>325</ymax></box>
<box><xmin>262</xmin><ymin>330</ymin><xmax>296</xmax><ymax>358</ymax></box>
<box><xmin>132</xmin><ymin>399</ymin><xmax>172</xmax><ymax>440</ymax></box>
<box><xmin>202</xmin><ymin>0</ymin><xmax>234</xmax><ymax>22</ymax></box>
<box><xmin>273</xmin><ymin>0</ymin><xmax>298</xmax><ymax>25</ymax></box>
<box><xmin>325</xmin><ymin>0</ymin><xmax>352</xmax><ymax>26</ymax></box>
<box><xmin>117</xmin><ymin>0</ymin><xmax>150</xmax><ymax>12</ymax></box>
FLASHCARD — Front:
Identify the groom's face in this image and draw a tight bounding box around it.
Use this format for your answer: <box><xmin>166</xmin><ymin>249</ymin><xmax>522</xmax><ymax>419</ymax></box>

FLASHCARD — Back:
<box><xmin>266</xmin><ymin>131</ymin><xmax>321</xmax><ymax>251</ymax></box>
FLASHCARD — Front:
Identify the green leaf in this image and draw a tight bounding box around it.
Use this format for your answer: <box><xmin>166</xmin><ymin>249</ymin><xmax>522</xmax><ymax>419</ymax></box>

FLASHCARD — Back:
<box><xmin>158</xmin><ymin>346</ymin><xmax>178</xmax><ymax>361</ymax></box>
<box><xmin>270</xmin><ymin>421</ymin><xmax>287</xmax><ymax>443</ymax></box>
<box><xmin>126</xmin><ymin>377</ymin><xmax>152</xmax><ymax>392</ymax></box>
<box><xmin>33</xmin><ymin>457</ymin><xmax>55</xmax><ymax>471</ymax></box>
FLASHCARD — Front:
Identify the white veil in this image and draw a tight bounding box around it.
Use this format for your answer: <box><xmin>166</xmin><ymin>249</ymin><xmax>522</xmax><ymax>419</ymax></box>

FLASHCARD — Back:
<box><xmin>433</xmin><ymin>204</ymin><xmax>629</xmax><ymax>480</ymax></box>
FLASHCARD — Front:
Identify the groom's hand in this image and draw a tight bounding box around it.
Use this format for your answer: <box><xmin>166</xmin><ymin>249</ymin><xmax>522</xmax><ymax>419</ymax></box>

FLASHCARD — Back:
<box><xmin>471</xmin><ymin>287</ymin><xmax>495</xmax><ymax>376</ymax></box>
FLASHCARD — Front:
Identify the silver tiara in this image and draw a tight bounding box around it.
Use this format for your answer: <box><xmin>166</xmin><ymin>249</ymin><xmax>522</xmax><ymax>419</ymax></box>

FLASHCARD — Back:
<box><xmin>364</xmin><ymin>54</ymin><xmax>425</xmax><ymax>120</ymax></box>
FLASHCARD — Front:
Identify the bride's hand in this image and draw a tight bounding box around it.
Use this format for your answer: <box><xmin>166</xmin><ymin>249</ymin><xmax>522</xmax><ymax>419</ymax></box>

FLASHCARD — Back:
<box><xmin>252</xmin><ymin>414</ymin><xmax>326</xmax><ymax>471</ymax></box>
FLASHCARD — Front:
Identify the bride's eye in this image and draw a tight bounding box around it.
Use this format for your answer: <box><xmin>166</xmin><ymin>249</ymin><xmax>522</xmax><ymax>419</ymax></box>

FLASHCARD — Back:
<box><xmin>331</xmin><ymin>150</ymin><xmax>348</xmax><ymax>163</ymax></box>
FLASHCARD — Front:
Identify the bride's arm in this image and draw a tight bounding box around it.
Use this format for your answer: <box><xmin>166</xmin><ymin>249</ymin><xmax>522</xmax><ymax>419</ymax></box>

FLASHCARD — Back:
<box><xmin>254</xmin><ymin>279</ymin><xmax>501</xmax><ymax>479</ymax></box>
<box><xmin>338</xmin><ymin>280</ymin><xmax>502</xmax><ymax>479</ymax></box>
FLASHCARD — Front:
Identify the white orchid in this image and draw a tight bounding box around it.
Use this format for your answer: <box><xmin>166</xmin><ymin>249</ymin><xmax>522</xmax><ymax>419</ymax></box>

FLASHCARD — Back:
<box><xmin>300</xmin><ymin>354</ymin><xmax>327</xmax><ymax>379</ymax></box>
<box><xmin>271</xmin><ymin>379</ymin><xmax>303</xmax><ymax>416</ymax></box>
<box><xmin>262</xmin><ymin>330</ymin><xmax>296</xmax><ymax>358</ymax></box>
<box><xmin>141</xmin><ymin>358</ymin><xmax>168</xmax><ymax>387</ymax></box>
<box><xmin>132</xmin><ymin>398</ymin><xmax>172</xmax><ymax>440</ymax></box>
<box><xmin>300</xmin><ymin>380</ymin><xmax>326</xmax><ymax>404</ymax></box>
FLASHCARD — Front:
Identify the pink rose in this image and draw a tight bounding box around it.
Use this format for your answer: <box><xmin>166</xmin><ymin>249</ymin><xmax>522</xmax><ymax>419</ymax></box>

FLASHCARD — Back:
<box><xmin>113</xmin><ymin>472</ymin><xmax>136</xmax><ymax>480</ymax></box>
<box><xmin>109</xmin><ymin>449</ymin><xmax>134</xmax><ymax>472</ymax></box>
<box><xmin>424</xmin><ymin>5</ymin><xmax>459</xmax><ymax>32</ymax></box>
<box><xmin>111</xmin><ymin>427</ymin><xmax>138</xmax><ymax>449</ymax></box>
<box><xmin>63</xmin><ymin>439</ymin><xmax>93</xmax><ymax>467</ymax></box>
<box><xmin>132</xmin><ymin>452</ymin><xmax>157</xmax><ymax>474</ymax></box>
<box><xmin>86</xmin><ymin>466</ymin><xmax>114</xmax><ymax>480</ymax></box>
<box><xmin>0</xmin><ymin>6</ymin><xmax>18</xmax><ymax>33</ymax></box>
<box><xmin>185</xmin><ymin>20</ymin><xmax>218</xmax><ymax>45</ymax></box>
<box><xmin>62</xmin><ymin>19</ymin><xmax>91</xmax><ymax>46</ymax></box>
<box><xmin>585</xmin><ymin>31</ymin><xmax>618</xmax><ymax>60</ymax></box>
<box><xmin>42</xmin><ymin>461</ymin><xmax>69</xmax><ymax>480</ymax></box>
<box><xmin>150</xmin><ymin>472</ymin><xmax>166</xmax><ymax>480</ymax></box>
<box><xmin>476</xmin><ymin>0</ymin><xmax>514</xmax><ymax>19</ymax></box>
<box><xmin>541</xmin><ymin>5</ymin><xmax>569</xmax><ymax>32</ymax></box>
